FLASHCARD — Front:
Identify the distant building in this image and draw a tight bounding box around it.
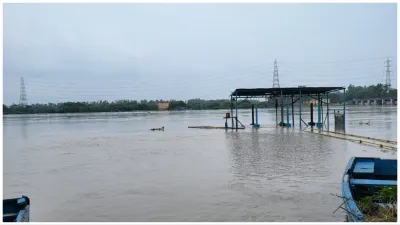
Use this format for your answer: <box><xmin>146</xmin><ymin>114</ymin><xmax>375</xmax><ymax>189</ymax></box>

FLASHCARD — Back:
<box><xmin>303</xmin><ymin>99</ymin><xmax>331</xmax><ymax>105</ymax></box>
<box><xmin>156</xmin><ymin>100</ymin><xmax>169</xmax><ymax>110</ymax></box>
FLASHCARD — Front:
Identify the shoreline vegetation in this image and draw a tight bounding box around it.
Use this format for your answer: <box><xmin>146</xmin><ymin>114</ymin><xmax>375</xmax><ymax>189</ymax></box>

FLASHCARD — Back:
<box><xmin>357</xmin><ymin>186</ymin><xmax>397</xmax><ymax>222</ymax></box>
<box><xmin>4</xmin><ymin>83</ymin><xmax>397</xmax><ymax>115</ymax></box>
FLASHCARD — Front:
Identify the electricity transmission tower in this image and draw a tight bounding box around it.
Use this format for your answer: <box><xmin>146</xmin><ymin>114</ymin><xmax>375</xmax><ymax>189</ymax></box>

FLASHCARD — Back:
<box><xmin>19</xmin><ymin>77</ymin><xmax>28</xmax><ymax>106</ymax></box>
<box><xmin>273</xmin><ymin>59</ymin><xmax>280</xmax><ymax>88</ymax></box>
<box><xmin>385</xmin><ymin>58</ymin><xmax>391</xmax><ymax>87</ymax></box>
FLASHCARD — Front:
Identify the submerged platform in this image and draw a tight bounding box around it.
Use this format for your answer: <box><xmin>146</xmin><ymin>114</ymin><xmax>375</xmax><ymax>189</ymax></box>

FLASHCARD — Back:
<box><xmin>257</xmin><ymin>126</ymin><xmax>279</xmax><ymax>129</ymax></box>
<box><xmin>188</xmin><ymin>126</ymin><xmax>245</xmax><ymax>130</ymax></box>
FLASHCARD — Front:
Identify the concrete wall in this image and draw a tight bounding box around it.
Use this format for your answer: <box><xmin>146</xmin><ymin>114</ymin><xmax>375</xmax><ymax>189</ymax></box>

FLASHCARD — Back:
<box><xmin>352</xmin><ymin>99</ymin><xmax>396</xmax><ymax>105</ymax></box>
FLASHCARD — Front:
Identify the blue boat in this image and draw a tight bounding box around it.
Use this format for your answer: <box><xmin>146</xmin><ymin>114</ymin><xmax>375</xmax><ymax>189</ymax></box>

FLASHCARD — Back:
<box><xmin>3</xmin><ymin>196</ymin><xmax>30</xmax><ymax>222</ymax></box>
<box><xmin>342</xmin><ymin>157</ymin><xmax>397</xmax><ymax>222</ymax></box>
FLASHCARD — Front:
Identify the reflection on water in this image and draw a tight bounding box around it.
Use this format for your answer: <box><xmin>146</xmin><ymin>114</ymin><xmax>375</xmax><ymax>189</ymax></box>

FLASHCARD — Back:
<box><xmin>3</xmin><ymin>106</ymin><xmax>397</xmax><ymax>222</ymax></box>
<box><xmin>225</xmin><ymin>129</ymin><xmax>344</xmax><ymax>221</ymax></box>
<box><xmin>20</xmin><ymin>117</ymin><xmax>28</xmax><ymax>140</ymax></box>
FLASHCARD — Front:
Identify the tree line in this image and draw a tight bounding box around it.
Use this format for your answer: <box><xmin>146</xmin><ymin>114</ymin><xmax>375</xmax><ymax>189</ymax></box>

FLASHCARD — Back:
<box><xmin>327</xmin><ymin>83</ymin><xmax>397</xmax><ymax>103</ymax></box>
<box><xmin>346</xmin><ymin>83</ymin><xmax>396</xmax><ymax>100</ymax></box>
<box><xmin>3</xmin><ymin>99</ymin><xmax>268</xmax><ymax>114</ymax></box>
<box><xmin>3</xmin><ymin>83</ymin><xmax>397</xmax><ymax>115</ymax></box>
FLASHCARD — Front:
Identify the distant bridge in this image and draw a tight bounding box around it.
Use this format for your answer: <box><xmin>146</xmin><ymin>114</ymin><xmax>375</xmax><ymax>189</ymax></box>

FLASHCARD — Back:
<box><xmin>350</xmin><ymin>98</ymin><xmax>397</xmax><ymax>105</ymax></box>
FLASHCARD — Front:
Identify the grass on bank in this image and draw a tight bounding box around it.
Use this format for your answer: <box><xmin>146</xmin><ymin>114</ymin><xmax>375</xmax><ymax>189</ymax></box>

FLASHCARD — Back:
<box><xmin>357</xmin><ymin>186</ymin><xmax>397</xmax><ymax>222</ymax></box>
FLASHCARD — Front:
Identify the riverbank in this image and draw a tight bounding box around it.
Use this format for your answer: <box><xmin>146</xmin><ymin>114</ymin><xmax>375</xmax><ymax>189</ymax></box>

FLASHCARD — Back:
<box><xmin>5</xmin><ymin>103</ymin><xmax>396</xmax><ymax>116</ymax></box>
<box><xmin>2</xmin><ymin>103</ymin><xmax>356</xmax><ymax>115</ymax></box>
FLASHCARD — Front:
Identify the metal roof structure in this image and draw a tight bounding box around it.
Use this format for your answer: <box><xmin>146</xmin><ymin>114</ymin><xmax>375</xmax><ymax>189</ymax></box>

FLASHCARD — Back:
<box><xmin>231</xmin><ymin>87</ymin><xmax>345</xmax><ymax>98</ymax></box>
<box><xmin>225</xmin><ymin>86</ymin><xmax>346</xmax><ymax>130</ymax></box>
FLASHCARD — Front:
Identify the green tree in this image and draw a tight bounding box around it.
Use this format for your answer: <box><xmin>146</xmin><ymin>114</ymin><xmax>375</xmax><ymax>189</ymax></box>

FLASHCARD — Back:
<box><xmin>168</xmin><ymin>100</ymin><xmax>186</xmax><ymax>110</ymax></box>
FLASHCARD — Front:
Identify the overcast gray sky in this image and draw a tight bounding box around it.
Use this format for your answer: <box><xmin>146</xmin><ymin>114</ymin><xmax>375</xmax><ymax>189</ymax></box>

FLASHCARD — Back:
<box><xmin>3</xmin><ymin>3</ymin><xmax>397</xmax><ymax>104</ymax></box>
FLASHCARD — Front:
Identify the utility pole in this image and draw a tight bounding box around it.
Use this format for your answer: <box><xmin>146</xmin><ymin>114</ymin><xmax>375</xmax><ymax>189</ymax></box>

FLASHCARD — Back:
<box><xmin>19</xmin><ymin>77</ymin><xmax>28</xmax><ymax>106</ymax></box>
<box><xmin>273</xmin><ymin>59</ymin><xmax>280</xmax><ymax>88</ymax></box>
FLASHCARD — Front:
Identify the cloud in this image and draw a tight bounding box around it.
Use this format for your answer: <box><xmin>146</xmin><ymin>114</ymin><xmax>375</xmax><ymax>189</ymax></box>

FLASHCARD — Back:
<box><xmin>3</xmin><ymin>3</ymin><xmax>397</xmax><ymax>105</ymax></box>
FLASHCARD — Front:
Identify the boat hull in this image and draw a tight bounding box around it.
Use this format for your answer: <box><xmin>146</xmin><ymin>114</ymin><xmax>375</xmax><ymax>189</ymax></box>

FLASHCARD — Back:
<box><xmin>341</xmin><ymin>157</ymin><xmax>397</xmax><ymax>222</ymax></box>
<box><xmin>3</xmin><ymin>196</ymin><xmax>30</xmax><ymax>222</ymax></box>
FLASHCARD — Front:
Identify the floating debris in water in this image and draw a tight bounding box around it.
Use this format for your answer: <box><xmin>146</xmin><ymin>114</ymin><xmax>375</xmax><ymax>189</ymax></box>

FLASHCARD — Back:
<box><xmin>359</xmin><ymin>121</ymin><xmax>370</xmax><ymax>125</ymax></box>
<box><xmin>150</xmin><ymin>126</ymin><xmax>164</xmax><ymax>131</ymax></box>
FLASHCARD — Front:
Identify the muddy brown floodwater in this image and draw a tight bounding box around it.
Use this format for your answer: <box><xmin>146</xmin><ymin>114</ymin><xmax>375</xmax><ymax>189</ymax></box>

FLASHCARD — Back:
<box><xmin>3</xmin><ymin>106</ymin><xmax>397</xmax><ymax>222</ymax></box>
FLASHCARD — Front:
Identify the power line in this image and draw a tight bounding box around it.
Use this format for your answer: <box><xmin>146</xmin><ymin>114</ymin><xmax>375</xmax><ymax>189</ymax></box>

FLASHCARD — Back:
<box><xmin>279</xmin><ymin>61</ymin><xmax>393</xmax><ymax>71</ymax></box>
<box><xmin>20</xmin><ymin>74</ymin><xmax>395</xmax><ymax>100</ymax></box>
<box><xmin>21</xmin><ymin>66</ymin><xmax>395</xmax><ymax>89</ymax></box>
<box><xmin>280</xmin><ymin>56</ymin><xmax>397</xmax><ymax>65</ymax></box>
<box><xmin>6</xmin><ymin>57</ymin><xmax>398</xmax><ymax>104</ymax></box>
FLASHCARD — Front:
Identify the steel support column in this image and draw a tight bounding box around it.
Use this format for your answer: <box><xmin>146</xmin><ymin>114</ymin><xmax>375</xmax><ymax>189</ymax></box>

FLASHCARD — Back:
<box><xmin>299</xmin><ymin>90</ymin><xmax>302</xmax><ymax>129</ymax></box>
<box><xmin>317</xmin><ymin>93</ymin><xmax>322</xmax><ymax>129</ymax></box>
<box><xmin>291</xmin><ymin>95</ymin><xmax>294</xmax><ymax>127</ymax></box>
<box><xmin>327</xmin><ymin>93</ymin><xmax>329</xmax><ymax>131</ymax></box>
<box><xmin>275</xmin><ymin>99</ymin><xmax>278</xmax><ymax>126</ymax></box>
<box><xmin>255</xmin><ymin>104</ymin><xmax>259</xmax><ymax>127</ymax></box>
<box><xmin>343</xmin><ymin>88</ymin><xmax>346</xmax><ymax>131</ymax></box>
<box><xmin>235</xmin><ymin>92</ymin><xmax>238</xmax><ymax>129</ymax></box>
<box><xmin>280</xmin><ymin>91</ymin><xmax>284</xmax><ymax>126</ymax></box>
<box><xmin>286</xmin><ymin>100</ymin><xmax>291</xmax><ymax>127</ymax></box>
<box><xmin>310</xmin><ymin>103</ymin><xmax>314</xmax><ymax>126</ymax></box>
<box><xmin>251</xmin><ymin>104</ymin><xmax>254</xmax><ymax>125</ymax></box>
<box><xmin>321</xmin><ymin>95</ymin><xmax>324</xmax><ymax>129</ymax></box>
<box><xmin>230</xmin><ymin>96</ymin><xmax>234</xmax><ymax>128</ymax></box>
